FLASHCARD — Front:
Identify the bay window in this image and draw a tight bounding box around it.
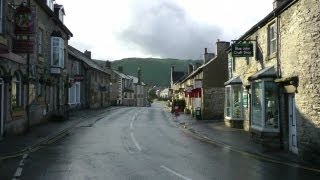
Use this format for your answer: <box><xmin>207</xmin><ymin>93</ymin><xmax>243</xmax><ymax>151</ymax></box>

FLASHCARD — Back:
<box><xmin>225</xmin><ymin>85</ymin><xmax>243</xmax><ymax>119</ymax></box>
<box><xmin>51</xmin><ymin>37</ymin><xmax>64</xmax><ymax>68</ymax></box>
<box><xmin>251</xmin><ymin>79</ymin><xmax>279</xmax><ymax>131</ymax></box>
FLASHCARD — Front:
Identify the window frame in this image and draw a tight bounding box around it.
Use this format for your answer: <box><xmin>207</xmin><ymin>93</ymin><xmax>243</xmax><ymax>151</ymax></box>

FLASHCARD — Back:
<box><xmin>51</xmin><ymin>37</ymin><xmax>65</xmax><ymax>68</ymax></box>
<box><xmin>225</xmin><ymin>85</ymin><xmax>243</xmax><ymax>120</ymax></box>
<box><xmin>68</xmin><ymin>82</ymin><xmax>80</xmax><ymax>105</ymax></box>
<box><xmin>11</xmin><ymin>72</ymin><xmax>22</xmax><ymax>109</ymax></box>
<box><xmin>268</xmin><ymin>22</ymin><xmax>277</xmax><ymax>55</ymax></box>
<box><xmin>251</xmin><ymin>79</ymin><xmax>279</xmax><ymax>132</ymax></box>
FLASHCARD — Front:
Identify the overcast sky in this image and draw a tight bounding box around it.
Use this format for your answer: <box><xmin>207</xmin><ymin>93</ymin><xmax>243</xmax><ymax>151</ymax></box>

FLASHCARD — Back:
<box><xmin>56</xmin><ymin>0</ymin><xmax>274</xmax><ymax>60</ymax></box>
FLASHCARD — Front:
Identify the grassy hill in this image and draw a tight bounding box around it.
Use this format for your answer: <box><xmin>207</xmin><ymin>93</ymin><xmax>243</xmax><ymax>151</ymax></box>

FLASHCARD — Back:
<box><xmin>111</xmin><ymin>58</ymin><xmax>202</xmax><ymax>87</ymax></box>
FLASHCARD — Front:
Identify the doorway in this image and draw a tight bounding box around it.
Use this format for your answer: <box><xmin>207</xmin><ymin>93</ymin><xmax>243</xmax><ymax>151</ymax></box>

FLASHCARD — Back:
<box><xmin>288</xmin><ymin>94</ymin><xmax>298</xmax><ymax>154</ymax></box>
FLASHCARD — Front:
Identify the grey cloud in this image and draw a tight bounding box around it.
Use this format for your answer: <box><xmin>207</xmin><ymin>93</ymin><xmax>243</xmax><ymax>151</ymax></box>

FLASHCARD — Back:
<box><xmin>117</xmin><ymin>0</ymin><xmax>222</xmax><ymax>59</ymax></box>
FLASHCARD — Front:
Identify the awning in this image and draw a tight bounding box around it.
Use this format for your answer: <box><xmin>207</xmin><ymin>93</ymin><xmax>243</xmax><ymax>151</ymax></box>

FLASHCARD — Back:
<box><xmin>0</xmin><ymin>52</ymin><xmax>26</xmax><ymax>64</ymax></box>
<box><xmin>224</xmin><ymin>76</ymin><xmax>242</xmax><ymax>86</ymax></box>
<box><xmin>248</xmin><ymin>66</ymin><xmax>276</xmax><ymax>81</ymax></box>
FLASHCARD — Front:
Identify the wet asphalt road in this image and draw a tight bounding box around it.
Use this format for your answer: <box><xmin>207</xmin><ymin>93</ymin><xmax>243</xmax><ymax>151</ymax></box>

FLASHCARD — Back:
<box><xmin>2</xmin><ymin>103</ymin><xmax>320</xmax><ymax>179</ymax></box>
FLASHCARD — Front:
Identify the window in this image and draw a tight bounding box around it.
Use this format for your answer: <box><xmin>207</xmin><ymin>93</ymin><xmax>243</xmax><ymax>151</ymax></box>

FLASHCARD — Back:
<box><xmin>12</xmin><ymin>72</ymin><xmax>22</xmax><ymax>109</ymax></box>
<box><xmin>72</xmin><ymin>61</ymin><xmax>80</xmax><ymax>75</ymax></box>
<box><xmin>251</xmin><ymin>80</ymin><xmax>279</xmax><ymax>131</ymax></box>
<box><xmin>38</xmin><ymin>28</ymin><xmax>44</xmax><ymax>55</ymax></box>
<box><xmin>268</xmin><ymin>22</ymin><xmax>277</xmax><ymax>55</ymax></box>
<box><xmin>225</xmin><ymin>85</ymin><xmax>243</xmax><ymax>119</ymax></box>
<box><xmin>51</xmin><ymin>37</ymin><xmax>64</xmax><ymax>68</ymax></box>
<box><xmin>68</xmin><ymin>82</ymin><xmax>80</xmax><ymax>104</ymax></box>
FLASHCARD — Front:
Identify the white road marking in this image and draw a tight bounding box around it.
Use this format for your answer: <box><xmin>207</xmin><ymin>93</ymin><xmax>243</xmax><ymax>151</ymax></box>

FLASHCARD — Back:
<box><xmin>131</xmin><ymin>132</ymin><xmax>142</xmax><ymax>151</ymax></box>
<box><xmin>19</xmin><ymin>160</ymin><xmax>24</xmax><ymax>166</ymax></box>
<box><xmin>12</xmin><ymin>153</ymin><xmax>28</xmax><ymax>180</ymax></box>
<box><xmin>161</xmin><ymin>165</ymin><xmax>192</xmax><ymax>180</ymax></box>
<box><xmin>130</xmin><ymin>120</ymin><xmax>134</xmax><ymax>129</ymax></box>
<box><xmin>13</xmin><ymin>167</ymin><xmax>23</xmax><ymax>177</ymax></box>
<box><xmin>22</xmin><ymin>154</ymin><xmax>28</xmax><ymax>159</ymax></box>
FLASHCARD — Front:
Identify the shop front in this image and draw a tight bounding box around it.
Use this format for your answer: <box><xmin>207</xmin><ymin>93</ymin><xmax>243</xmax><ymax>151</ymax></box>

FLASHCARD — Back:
<box><xmin>248</xmin><ymin>66</ymin><xmax>280</xmax><ymax>150</ymax></box>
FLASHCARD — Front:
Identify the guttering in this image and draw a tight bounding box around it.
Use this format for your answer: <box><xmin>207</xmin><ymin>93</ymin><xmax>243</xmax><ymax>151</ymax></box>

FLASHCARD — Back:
<box><xmin>237</xmin><ymin>0</ymin><xmax>298</xmax><ymax>41</ymax></box>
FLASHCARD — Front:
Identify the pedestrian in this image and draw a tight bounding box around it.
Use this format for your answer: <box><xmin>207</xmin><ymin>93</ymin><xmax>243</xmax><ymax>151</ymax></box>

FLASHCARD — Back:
<box><xmin>174</xmin><ymin>106</ymin><xmax>179</xmax><ymax>121</ymax></box>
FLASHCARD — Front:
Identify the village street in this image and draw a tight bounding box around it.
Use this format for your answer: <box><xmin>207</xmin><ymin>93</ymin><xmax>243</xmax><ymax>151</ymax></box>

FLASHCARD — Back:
<box><xmin>0</xmin><ymin>102</ymin><xmax>319</xmax><ymax>180</ymax></box>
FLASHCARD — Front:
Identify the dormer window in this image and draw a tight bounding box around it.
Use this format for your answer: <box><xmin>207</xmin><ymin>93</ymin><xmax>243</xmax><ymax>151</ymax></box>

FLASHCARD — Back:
<box><xmin>46</xmin><ymin>0</ymin><xmax>54</xmax><ymax>11</ymax></box>
<box><xmin>54</xmin><ymin>4</ymin><xmax>65</xmax><ymax>23</ymax></box>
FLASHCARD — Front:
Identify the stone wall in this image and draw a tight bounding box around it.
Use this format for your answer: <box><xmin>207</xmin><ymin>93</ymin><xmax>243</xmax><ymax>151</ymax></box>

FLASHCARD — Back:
<box><xmin>279</xmin><ymin>0</ymin><xmax>320</xmax><ymax>163</ymax></box>
<box><xmin>202</xmin><ymin>88</ymin><xmax>225</xmax><ymax>119</ymax></box>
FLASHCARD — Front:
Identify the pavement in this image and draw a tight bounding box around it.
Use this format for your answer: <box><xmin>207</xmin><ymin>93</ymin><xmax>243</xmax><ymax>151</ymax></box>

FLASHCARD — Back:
<box><xmin>171</xmin><ymin>111</ymin><xmax>320</xmax><ymax>172</ymax></box>
<box><xmin>0</xmin><ymin>106</ymin><xmax>120</xmax><ymax>161</ymax></box>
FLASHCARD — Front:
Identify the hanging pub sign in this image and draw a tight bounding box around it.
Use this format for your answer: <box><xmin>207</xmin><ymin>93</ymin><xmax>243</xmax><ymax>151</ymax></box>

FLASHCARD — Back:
<box><xmin>232</xmin><ymin>43</ymin><xmax>254</xmax><ymax>57</ymax></box>
<box><xmin>14</xmin><ymin>4</ymin><xmax>34</xmax><ymax>35</ymax></box>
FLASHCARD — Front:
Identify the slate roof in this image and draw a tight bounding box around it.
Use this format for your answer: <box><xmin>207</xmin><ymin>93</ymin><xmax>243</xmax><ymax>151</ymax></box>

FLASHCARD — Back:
<box><xmin>68</xmin><ymin>45</ymin><xmax>109</xmax><ymax>74</ymax></box>
<box><xmin>248</xmin><ymin>66</ymin><xmax>277</xmax><ymax>81</ymax></box>
<box><xmin>127</xmin><ymin>75</ymin><xmax>146</xmax><ymax>86</ymax></box>
<box><xmin>224</xmin><ymin>76</ymin><xmax>242</xmax><ymax>86</ymax></box>
<box><xmin>172</xmin><ymin>71</ymin><xmax>185</xmax><ymax>84</ymax></box>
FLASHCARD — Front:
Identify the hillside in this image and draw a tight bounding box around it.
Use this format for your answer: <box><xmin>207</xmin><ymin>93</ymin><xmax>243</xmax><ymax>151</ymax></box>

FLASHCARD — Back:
<box><xmin>111</xmin><ymin>58</ymin><xmax>202</xmax><ymax>87</ymax></box>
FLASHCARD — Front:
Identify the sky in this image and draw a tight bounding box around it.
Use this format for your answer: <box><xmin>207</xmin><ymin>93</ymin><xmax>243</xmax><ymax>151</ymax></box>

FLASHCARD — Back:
<box><xmin>56</xmin><ymin>0</ymin><xmax>274</xmax><ymax>60</ymax></box>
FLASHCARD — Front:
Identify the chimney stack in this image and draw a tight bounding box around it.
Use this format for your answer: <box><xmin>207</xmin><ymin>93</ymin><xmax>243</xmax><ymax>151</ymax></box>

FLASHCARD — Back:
<box><xmin>84</xmin><ymin>50</ymin><xmax>91</xmax><ymax>59</ymax></box>
<box><xmin>204</xmin><ymin>47</ymin><xmax>215</xmax><ymax>64</ymax></box>
<box><xmin>273</xmin><ymin>0</ymin><xmax>287</xmax><ymax>9</ymax></box>
<box><xmin>105</xmin><ymin>60</ymin><xmax>111</xmax><ymax>69</ymax></box>
<box><xmin>188</xmin><ymin>64</ymin><xmax>194</xmax><ymax>75</ymax></box>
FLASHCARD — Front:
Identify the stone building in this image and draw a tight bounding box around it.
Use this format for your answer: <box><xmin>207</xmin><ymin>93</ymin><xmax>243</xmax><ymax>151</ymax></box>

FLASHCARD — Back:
<box><xmin>224</xmin><ymin>0</ymin><xmax>320</xmax><ymax>163</ymax></box>
<box><xmin>179</xmin><ymin>41</ymin><xmax>230</xmax><ymax>119</ymax></box>
<box><xmin>93</xmin><ymin>60</ymin><xmax>119</xmax><ymax>106</ymax></box>
<box><xmin>0</xmin><ymin>0</ymin><xmax>28</xmax><ymax>136</ymax></box>
<box><xmin>68</xmin><ymin>46</ymin><xmax>111</xmax><ymax>109</ymax></box>
<box><xmin>0</xmin><ymin>0</ymin><xmax>72</xmax><ymax>136</ymax></box>
<box><xmin>113</xmin><ymin>68</ymin><xmax>135</xmax><ymax>106</ymax></box>
<box><xmin>128</xmin><ymin>74</ymin><xmax>147</xmax><ymax>107</ymax></box>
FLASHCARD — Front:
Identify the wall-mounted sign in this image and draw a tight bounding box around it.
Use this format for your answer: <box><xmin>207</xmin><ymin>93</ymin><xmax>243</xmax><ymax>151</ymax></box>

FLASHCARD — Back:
<box><xmin>232</xmin><ymin>43</ymin><xmax>254</xmax><ymax>57</ymax></box>
<box><xmin>12</xmin><ymin>39</ymin><xmax>34</xmax><ymax>53</ymax></box>
<box><xmin>14</xmin><ymin>5</ymin><xmax>34</xmax><ymax>35</ymax></box>
<box><xmin>74</xmin><ymin>75</ymin><xmax>84</xmax><ymax>81</ymax></box>
<box><xmin>50</xmin><ymin>67</ymin><xmax>61</xmax><ymax>74</ymax></box>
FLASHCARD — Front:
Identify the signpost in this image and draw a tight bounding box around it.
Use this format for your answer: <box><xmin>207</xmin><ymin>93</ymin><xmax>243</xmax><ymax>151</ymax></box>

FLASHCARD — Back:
<box><xmin>232</xmin><ymin>43</ymin><xmax>254</xmax><ymax>57</ymax></box>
